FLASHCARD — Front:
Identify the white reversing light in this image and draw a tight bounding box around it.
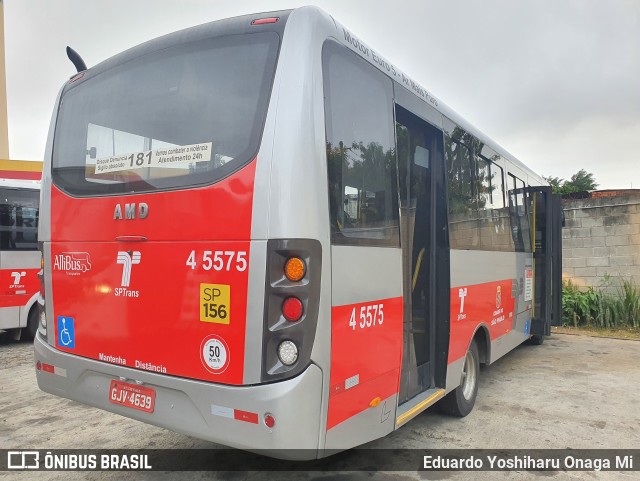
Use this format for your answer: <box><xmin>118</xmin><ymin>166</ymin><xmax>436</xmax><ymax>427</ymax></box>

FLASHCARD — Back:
<box><xmin>277</xmin><ymin>340</ymin><xmax>298</xmax><ymax>366</ymax></box>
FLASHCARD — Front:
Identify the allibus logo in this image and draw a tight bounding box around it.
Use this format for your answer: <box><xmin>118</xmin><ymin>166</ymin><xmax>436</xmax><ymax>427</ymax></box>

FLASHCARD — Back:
<box><xmin>54</xmin><ymin>252</ymin><xmax>92</xmax><ymax>276</ymax></box>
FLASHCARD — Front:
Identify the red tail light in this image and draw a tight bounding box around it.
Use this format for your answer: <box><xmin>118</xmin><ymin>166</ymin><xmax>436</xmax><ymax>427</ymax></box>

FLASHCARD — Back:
<box><xmin>251</xmin><ymin>17</ymin><xmax>279</xmax><ymax>25</ymax></box>
<box><xmin>282</xmin><ymin>297</ymin><xmax>303</xmax><ymax>322</ymax></box>
<box><xmin>264</xmin><ymin>413</ymin><xmax>276</xmax><ymax>428</ymax></box>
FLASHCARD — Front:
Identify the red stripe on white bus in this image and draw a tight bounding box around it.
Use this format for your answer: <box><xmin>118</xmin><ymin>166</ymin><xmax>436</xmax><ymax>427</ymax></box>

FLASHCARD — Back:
<box><xmin>448</xmin><ymin>279</ymin><xmax>516</xmax><ymax>363</ymax></box>
<box><xmin>0</xmin><ymin>170</ymin><xmax>42</xmax><ymax>180</ymax></box>
<box><xmin>210</xmin><ymin>404</ymin><xmax>259</xmax><ymax>424</ymax></box>
<box><xmin>233</xmin><ymin>409</ymin><xmax>259</xmax><ymax>424</ymax></box>
<box><xmin>328</xmin><ymin>296</ymin><xmax>403</xmax><ymax>430</ymax></box>
<box><xmin>327</xmin><ymin>279</ymin><xmax>518</xmax><ymax>429</ymax></box>
<box><xmin>36</xmin><ymin>361</ymin><xmax>67</xmax><ymax>377</ymax></box>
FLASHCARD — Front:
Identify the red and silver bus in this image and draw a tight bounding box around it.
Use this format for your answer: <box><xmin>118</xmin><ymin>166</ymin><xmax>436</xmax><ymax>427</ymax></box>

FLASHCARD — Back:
<box><xmin>35</xmin><ymin>7</ymin><xmax>562</xmax><ymax>457</ymax></box>
<box><xmin>0</xmin><ymin>178</ymin><xmax>40</xmax><ymax>339</ymax></box>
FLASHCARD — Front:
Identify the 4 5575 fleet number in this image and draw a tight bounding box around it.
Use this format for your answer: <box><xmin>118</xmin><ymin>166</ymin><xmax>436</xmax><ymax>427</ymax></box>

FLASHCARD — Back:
<box><xmin>349</xmin><ymin>303</ymin><xmax>384</xmax><ymax>330</ymax></box>
<box><xmin>186</xmin><ymin>250</ymin><xmax>247</xmax><ymax>272</ymax></box>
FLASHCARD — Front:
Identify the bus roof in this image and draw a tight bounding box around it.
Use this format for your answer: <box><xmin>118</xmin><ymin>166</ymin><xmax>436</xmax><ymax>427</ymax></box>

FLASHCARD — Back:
<box><xmin>61</xmin><ymin>9</ymin><xmax>292</xmax><ymax>97</ymax></box>
<box><xmin>0</xmin><ymin>177</ymin><xmax>41</xmax><ymax>190</ymax></box>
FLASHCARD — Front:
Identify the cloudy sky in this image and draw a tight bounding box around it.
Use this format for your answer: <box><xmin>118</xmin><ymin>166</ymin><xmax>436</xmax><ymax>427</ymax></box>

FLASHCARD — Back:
<box><xmin>4</xmin><ymin>0</ymin><xmax>639</xmax><ymax>189</ymax></box>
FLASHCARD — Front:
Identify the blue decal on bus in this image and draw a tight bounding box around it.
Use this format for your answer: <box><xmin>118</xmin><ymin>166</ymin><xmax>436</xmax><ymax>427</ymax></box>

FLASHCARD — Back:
<box><xmin>524</xmin><ymin>319</ymin><xmax>530</xmax><ymax>336</ymax></box>
<box><xmin>57</xmin><ymin>316</ymin><xmax>75</xmax><ymax>348</ymax></box>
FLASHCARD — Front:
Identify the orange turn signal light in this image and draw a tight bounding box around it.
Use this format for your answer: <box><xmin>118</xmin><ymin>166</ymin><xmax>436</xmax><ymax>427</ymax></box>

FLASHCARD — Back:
<box><xmin>284</xmin><ymin>257</ymin><xmax>306</xmax><ymax>282</ymax></box>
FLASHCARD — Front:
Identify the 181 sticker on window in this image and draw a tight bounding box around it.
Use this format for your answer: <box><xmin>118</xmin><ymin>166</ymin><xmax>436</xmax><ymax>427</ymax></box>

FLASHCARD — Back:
<box><xmin>200</xmin><ymin>284</ymin><xmax>230</xmax><ymax>325</ymax></box>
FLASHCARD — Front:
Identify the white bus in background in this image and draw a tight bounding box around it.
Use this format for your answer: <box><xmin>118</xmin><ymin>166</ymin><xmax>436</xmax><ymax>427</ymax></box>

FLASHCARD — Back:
<box><xmin>0</xmin><ymin>178</ymin><xmax>40</xmax><ymax>339</ymax></box>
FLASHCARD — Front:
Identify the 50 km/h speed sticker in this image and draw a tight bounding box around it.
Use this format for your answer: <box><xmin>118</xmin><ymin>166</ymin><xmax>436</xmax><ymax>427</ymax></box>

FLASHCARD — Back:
<box><xmin>200</xmin><ymin>335</ymin><xmax>230</xmax><ymax>374</ymax></box>
<box><xmin>200</xmin><ymin>283</ymin><xmax>230</xmax><ymax>324</ymax></box>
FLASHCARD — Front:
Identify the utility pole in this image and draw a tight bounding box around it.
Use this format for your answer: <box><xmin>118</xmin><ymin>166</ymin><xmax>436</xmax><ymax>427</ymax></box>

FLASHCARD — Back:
<box><xmin>0</xmin><ymin>2</ymin><xmax>41</xmax><ymax>179</ymax></box>
<box><xmin>0</xmin><ymin>0</ymin><xmax>9</xmax><ymax>159</ymax></box>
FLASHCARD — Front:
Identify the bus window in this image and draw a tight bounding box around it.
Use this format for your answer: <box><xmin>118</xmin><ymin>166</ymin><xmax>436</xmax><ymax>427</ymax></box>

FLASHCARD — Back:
<box><xmin>477</xmin><ymin>155</ymin><xmax>512</xmax><ymax>251</ymax></box>
<box><xmin>508</xmin><ymin>174</ymin><xmax>532</xmax><ymax>252</ymax></box>
<box><xmin>323</xmin><ymin>41</ymin><xmax>398</xmax><ymax>246</ymax></box>
<box><xmin>52</xmin><ymin>32</ymin><xmax>279</xmax><ymax>196</ymax></box>
<box><xmin>445</xmin><ymin>134</ymin><xmax>479</xmax><ymax>250</ymax></box>
<box><xmin>0</xmin><ymin>188</ymin><xmax>39</xmax><ymax>250</ymax></box>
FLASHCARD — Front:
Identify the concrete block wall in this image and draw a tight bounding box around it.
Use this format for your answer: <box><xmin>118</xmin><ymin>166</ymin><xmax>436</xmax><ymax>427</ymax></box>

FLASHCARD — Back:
<box><xmin>562</xmin><ymin>193</ymin><xmax>640</xmax><ymax>291</ymax></box>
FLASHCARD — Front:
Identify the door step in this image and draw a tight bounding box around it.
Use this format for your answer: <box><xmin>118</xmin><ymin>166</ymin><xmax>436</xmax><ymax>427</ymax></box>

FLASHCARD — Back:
<box><xmin>396</xmin><ymin>387</ymin><xmax>445</xmax><ymax>427</ymax></box>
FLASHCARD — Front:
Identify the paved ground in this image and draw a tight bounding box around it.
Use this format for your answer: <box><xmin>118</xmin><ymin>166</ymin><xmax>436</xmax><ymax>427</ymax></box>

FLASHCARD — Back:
<box><xmin>1</xmin><ymin>332</ymin><xmax>638</xmax><ymax>480</ymax></box>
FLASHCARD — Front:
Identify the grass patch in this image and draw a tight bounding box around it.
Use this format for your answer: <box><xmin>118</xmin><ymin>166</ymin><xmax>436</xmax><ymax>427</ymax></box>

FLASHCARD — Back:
<box><xmin>552</xmin><ymin>325</ymin><xmax>640</xmax><ymax>340</ymax></box>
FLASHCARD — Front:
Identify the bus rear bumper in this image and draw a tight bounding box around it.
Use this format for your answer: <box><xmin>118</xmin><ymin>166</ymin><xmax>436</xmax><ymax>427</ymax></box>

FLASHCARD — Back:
<box><xmin>34</xmin><ymin>335</ymin><xmax>324</xmax><ymax>459</ymax></box>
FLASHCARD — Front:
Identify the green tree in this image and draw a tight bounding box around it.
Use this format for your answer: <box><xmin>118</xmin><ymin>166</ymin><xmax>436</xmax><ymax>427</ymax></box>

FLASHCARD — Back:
<box><xmin>544</xmin><ymin>169</ymin><xmax>598</xmax><ymax>195</ymax></box>
<box><xmin>544</xmin><ymin>176</ymin><xmax>564</xmax><ymax>192</ymax></box>
<box><xmin>567</xmin><ymin>169</ymin><xmax>599</xmax><ymax>192</ymax></box>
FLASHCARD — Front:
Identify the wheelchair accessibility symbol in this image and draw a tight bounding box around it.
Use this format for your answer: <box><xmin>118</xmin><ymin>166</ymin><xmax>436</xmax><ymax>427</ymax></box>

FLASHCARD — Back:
<box><xmin>57</xmin><ymin>316</ymin><xmax>75</xmax><ymax>349</ymax></box>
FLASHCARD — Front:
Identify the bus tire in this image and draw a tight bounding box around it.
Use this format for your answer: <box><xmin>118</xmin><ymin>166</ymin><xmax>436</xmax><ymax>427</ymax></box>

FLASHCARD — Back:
<box><xmin>528</xmin><ymin>334</ymin><xmax>544</xmax><ymax>345</ymax></box>
<box><xmin>439</xmin><ymin>340</ymin><xmax>479</xmax><ymax>417</ymax></box>
<box><xmin>27</xmin><ymin>305</ymin><xmax>39</xmax><ymax>339</ymax></box>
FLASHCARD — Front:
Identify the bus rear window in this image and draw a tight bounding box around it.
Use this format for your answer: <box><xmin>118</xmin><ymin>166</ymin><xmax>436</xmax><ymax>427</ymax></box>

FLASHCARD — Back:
<box><xmin>52</xmin><ymin>32</ymin><xmax>279</xmax><ymax>196</ymax></box>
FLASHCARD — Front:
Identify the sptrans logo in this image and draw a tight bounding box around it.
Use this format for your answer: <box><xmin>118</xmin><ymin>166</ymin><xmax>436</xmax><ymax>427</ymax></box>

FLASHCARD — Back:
<box><xmin>115</xmin><ymin>251</ymin><xmax>141</xmax><ymax>298</ymax></box>
<box><xmin>54</xmin><ymin>252</ymin><xmax>92</xmax><ymax>276</ymax></box>
<box><xmin>10</xmin><ymin>271</ymin><xmax>26</xmax><ymax>288</ymax></box>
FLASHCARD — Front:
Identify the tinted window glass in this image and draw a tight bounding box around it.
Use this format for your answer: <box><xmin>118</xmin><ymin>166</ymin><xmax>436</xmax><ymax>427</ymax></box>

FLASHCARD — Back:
<box><xmin>0</xmin><ymin>188</ymin><xmax>39</xmax><ymax>251</ymax></box>
<box><xmin>477</xmin><ymin>155</ymin><xmax>514</xmax><ymax>251</ymax></box>
<box><xmin>445</xmin><ymin>132</ymin><xmax>480</xmax><ymax>250</ymax></box>
<box><xmin>323</xmin><ymin>41</ymin><xmax>398</xmax><ymax>246</ymax></box>
<box><xmin>445</xmin><ymin>122</ymin><xmax>519</xmax><ymax>252</ymax></box>
<box><xmin>53</xmin><ymin>32</ymin><xmax>279</xmax><ymax>196</ymax></box>
<box><xmin>446</xmin><ymin>138</ymin><xmax>475</xmax><ymax>218</ymax></box>
<box><xmin>478</xmin><ymin>156</ymin><xmax>503</xmax><ymax>208</ymax></box>
<box><xmin>508</xmin><ymin>173</ymin><xmax>532</xmax><ymax>252</ymax></box>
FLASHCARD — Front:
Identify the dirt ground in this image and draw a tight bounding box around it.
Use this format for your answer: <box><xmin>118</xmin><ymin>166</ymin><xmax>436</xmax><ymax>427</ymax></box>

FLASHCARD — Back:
<box><xmin>1</xmin><ymin>332</ymin><xmax>638</xmax><ymax>480</ymax></box>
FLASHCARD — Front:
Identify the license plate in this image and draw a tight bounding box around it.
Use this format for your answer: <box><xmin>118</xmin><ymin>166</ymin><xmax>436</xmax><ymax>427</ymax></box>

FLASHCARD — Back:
<box><xmin>108</xmin><ymin>380</ymin><xmax>156</xmax><ymax>413</ymax></box>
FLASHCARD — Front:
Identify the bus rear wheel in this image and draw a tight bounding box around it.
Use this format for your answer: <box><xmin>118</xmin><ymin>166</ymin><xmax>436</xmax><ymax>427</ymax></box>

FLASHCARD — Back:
<box><xmin>26</xmin><ymin>305</ymin><xmax>39</xmax><ymax>339</ymax></box>
<box><xmin>439</xmin><ymin>339</ymin><xmax>479</xmax><ymax>417</ymax></box>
